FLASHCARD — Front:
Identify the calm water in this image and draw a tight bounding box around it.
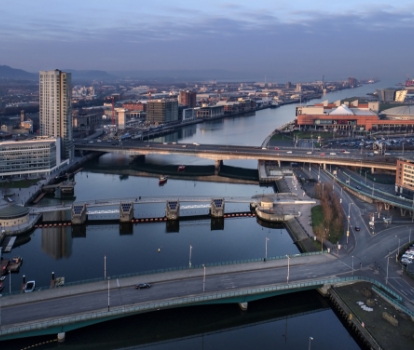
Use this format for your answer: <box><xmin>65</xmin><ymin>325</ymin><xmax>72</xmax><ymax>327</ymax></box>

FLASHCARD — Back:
<box><xmin>3</xmin><ymin>81</ymin><xmax>395</xmax><ymax>349</ymax></box>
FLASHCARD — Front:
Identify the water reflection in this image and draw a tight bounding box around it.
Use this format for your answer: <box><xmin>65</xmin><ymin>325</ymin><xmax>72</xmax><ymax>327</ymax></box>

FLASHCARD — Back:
<box><xmin>3</xmin><ymin>291</ymin><xmax>360</xmax><ymax>350</ymax></box>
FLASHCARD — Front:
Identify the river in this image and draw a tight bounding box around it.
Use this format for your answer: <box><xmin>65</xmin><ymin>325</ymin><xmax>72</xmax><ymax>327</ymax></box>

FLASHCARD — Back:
<box><xmin>3</xmin><ymin>80</ymin><xmax>397</xmax><ymax>349</ymax></box>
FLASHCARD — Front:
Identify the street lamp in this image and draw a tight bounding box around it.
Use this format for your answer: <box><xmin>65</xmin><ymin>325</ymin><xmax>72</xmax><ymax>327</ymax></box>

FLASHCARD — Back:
<box><xmin>189</xmin><ymin>245</ymin><xmax>192</xmax><ymax>268</ymax></box>
<box><xmin>308</xmin><ymin>337</ymin><xmax>314</xmax><ymax>350</ymax></box>
<box><xmin>286</xmin><ymin>255</ymin><xmax>290</xmax><ymax>284</ymax></box>
<box><xmin>107</xmin><ymin>277</ymin><xmax>111</xmax><ymax>312</ymax></box>
<box><xmin>347</xmin><ymin>203</ymin><xmax>354</xmax><ymax>244</ymax></box>
<box><xmin>265</xmin><ymin>237</ymin><xmax>269</xmax><ymax>261</ymax></box>
<box><xmin>202</xmin><ymin>264</ymin><xmax>206</xmax><ymax>292</ymax></box>
<box><xmin>386</xmin><ymin>256</ymin><xmax>390</xmax><ymax>285</ymax></box>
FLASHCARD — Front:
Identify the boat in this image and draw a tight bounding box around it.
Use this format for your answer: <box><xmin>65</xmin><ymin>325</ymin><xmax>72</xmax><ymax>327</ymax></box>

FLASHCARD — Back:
<box><xmin>159</xmin><ymin>175</ymin><xmax>168</xmax><ymax>185</ymax></box>
<box><xmin>24</xmin><ymin>280</ymin><xmax>36</xmax><ymax>293</ymax></box>
<box><xmin>177</xmin><ymin>165</ymin><xmax>185</xmax><ymax>172</ymax></box>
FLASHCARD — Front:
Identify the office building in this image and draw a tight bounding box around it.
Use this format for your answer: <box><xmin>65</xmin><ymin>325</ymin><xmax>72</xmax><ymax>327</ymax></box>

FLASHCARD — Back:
<box><xmin>179</xmin><ymin>90</ymin><xmax>197</xmax><ymax>108</ymax></box>
<box><xmin>396</xmin><ymin>158</ymin><xmax>414</xmax><ymax>194</ymax></box>
<box><xmin>39</xmin><ymin>70</ymin><xmax>73</xmax><ymax>160</ymax></box>
<box><xmin>0</xmin><ymin>137</ymin><xmax>68</xmax><ymax>178</ymax></box>
<box><xmin>146</xmin><ymin>99</ymin><xmax>178</xmax><ymax>123</ymax></box>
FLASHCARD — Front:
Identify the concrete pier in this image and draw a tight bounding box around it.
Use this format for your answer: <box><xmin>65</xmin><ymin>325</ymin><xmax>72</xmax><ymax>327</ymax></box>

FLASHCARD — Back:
<box><xmin>166</xmin><ymin>200</ymin><xmax>180</xmax><ymax>220</ymax></box>
<box><xmin>210</xmin><ymin>198</ymin><xmax>225</xmax><ymax>217</ymax></box>
<box><xmin>214</xmin><ymin>160</ymin><xmax>223</xmax><ymax>175</ymax></box>
<box><xmin>71</xmin><ymin>204</ymin><xmax>87</xmax><ymax>225</ymax></box>
<box><xmin>119</xmin><ymin>203</ymin><xmax>134</xmax><ymax>222</ymax></box>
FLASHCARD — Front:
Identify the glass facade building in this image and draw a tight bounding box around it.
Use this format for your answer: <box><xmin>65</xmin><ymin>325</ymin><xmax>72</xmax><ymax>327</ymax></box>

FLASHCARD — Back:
<box><xmin>0</xmin><ymin>137</ymin><xmax>64</xmax><ymax>178</ymax></box>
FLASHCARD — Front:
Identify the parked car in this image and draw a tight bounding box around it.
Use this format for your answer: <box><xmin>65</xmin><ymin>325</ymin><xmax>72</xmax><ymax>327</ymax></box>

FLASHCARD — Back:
<box><xmin>24</xmin><ymin>281</ymin><xmax>36</xmax><ymax>293</ymax></box>
<box><xmin>401</xmin><ymin>258</ymin><xmax>412</xmax><ymax>266</ymax></box>
<box><xmin>135</xmin><ymin>283</ymin><xmax>151</xmax><ymax>289</ymax></box>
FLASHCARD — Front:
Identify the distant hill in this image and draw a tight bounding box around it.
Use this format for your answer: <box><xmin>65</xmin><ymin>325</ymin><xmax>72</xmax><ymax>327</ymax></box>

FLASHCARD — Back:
<box><xmin>0</xmin><ymin>65</ymin><xmax>36</xmax><ymax>79</ymax></box>
<box><xmin>111</xmin><ymin>69</ymin><xmax>255</xmax><ymax>82</ymax></box>
<box><xmin>64</xmin><ymin>69</ymin><xmax>114</xmax><ymax>81</ymax></box>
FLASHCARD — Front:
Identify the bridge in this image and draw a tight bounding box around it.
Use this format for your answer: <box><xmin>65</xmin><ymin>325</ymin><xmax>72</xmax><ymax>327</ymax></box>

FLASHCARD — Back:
<box><xmin>1</xmin><ymin>252</ymin><xmax>410</xmax><ymax>342</ymax></box>
<box><xmin>74</xmin><ymin>141</ymin><xmax>397</xmax><ymax>172</ymax></box>
<box><xmin>30</xmin><ymin>194</ymin><xmax>315</xmax><ymax>224</ymax></box>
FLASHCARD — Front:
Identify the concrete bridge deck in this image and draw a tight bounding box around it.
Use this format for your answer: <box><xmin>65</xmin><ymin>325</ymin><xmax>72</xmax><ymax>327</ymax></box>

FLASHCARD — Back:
<box><xmin>74</xmin><ymin>142</ymin><xmax>397</xmax><ymax>171</ymax></box>
<box><xmin>1</xmin><ymin>252</ymin><xmax>411</xmax><ymax>342</ymax></box>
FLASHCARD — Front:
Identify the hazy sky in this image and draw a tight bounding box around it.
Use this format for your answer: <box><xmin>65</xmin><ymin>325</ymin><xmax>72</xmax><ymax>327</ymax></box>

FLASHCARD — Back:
<box><xmin>1</xmin><ymin>1</ymin><xmax>413</xmax><ymax>81</ymax></box>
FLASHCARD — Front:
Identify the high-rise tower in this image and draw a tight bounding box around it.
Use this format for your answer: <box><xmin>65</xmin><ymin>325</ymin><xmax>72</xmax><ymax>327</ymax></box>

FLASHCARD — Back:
<box><xmin>39</xmin><ymin>70</ymin><xmax>73</xmax><ymax>160</ymax></box>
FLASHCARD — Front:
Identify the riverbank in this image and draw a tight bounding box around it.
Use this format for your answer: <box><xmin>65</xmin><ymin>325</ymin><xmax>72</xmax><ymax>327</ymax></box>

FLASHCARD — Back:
<box><xmin>331</xmin><ymin>281</ymin><xmax>414</xmax><ymax>350</ymax></box>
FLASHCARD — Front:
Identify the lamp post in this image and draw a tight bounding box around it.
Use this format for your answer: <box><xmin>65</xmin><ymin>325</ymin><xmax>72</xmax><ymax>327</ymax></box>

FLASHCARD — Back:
<box><xmin>347</xmin><ymin>203</ymin><xmax>354</xmax><ymax>244</ymax></box>
<box><xmin>286</xmin><ymin>255</ymin><xmax>290</xmax><ymax>284</ymax></box>
<box><xmin>189</xmin><ymin>245</ymin><xmax>192</xmax><ymax>268</ymax></box>
<box><xmin>386</xmin><ymin>256</ymin><xmax>390</xmax><ymax>285</ymax></box>
<box><xmin>107</xmin><ymin>277</ymin><xmax>110</xmax><ymax>312</ymax></box>
<box><xmin>308</xmin><ymin>337</ymin><xmax>314</xmax><ymax>350</ymax></box>
<box><xmin>202</xmin><ymin>264</ymin><xmax>206</xmax><ymax>292</ymax></box>
<box><xmin>265</xmin><ymin>237</ymin><xmax>269</xmax><ymax>261</ymax></box>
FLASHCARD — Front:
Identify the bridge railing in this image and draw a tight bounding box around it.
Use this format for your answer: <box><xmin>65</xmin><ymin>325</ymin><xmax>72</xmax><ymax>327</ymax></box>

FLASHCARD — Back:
<box><xmin>1</xmin><ymin>275</ymin><xmax>410</xmax><ymax>338</ymax></box>
<box><xmin>0</xmin><ymin>251</ymin><xmax>328</xmax><ymax>297</ymax></box>
<box><xmin>342</xmin><ymin>170</ymin><xmax>412</xmax><ymax>203</ymax></box>
<box><xmin>326</xmin><ymin>171</ymin><xmax>414</xmax><ymax>211</ymax></box>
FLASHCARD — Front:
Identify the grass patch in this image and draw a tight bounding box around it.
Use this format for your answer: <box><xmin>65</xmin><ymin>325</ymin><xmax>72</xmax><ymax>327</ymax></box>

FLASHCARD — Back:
<box><xmin>270</xmin><ymin>133</ymin><xmax>292</xmax><ymax>140</ymax></box>
<box><xmin>311</xmin><ymin>203</ymin><xmax>344</xmax><ymax>244</ymax></box>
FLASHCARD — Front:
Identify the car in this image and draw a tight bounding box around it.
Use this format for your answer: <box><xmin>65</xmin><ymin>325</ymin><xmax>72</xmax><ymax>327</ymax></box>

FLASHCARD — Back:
<box><xmin>356</xmin><ymin>186</ymin><xmax>362</xmax><ymax>190</ymax></box>
<box><xmin>320</xmin><ymin>153</ymin><xmax>325</xmax><ymax>156</ymax></box>
<box><xmin>354</xmin><ymin>226</ymin><xmax>360</xmax><ymax>231</ymax></box>
<box><xmin>135</xmin><ymin>283</ymin><xmax>151</xmax><ymax>289</ymax></box>
<box><xmin>182</xmin><ymin>145</ymin><xmax>187</xmax><ymax>148</ymax></box>
<box><xmin>401</xmin><ymin>258</ymin><xmax>412</xmax><ymax>266</ymax></box>
<box><xmin>24</xmin><ymin>281</ymin><xmax>36</xmax><ymax>293</ymax></box>
<box><xmin>287</xmin><ymin>151</ymin><xmax>292</xmax><ymax>154</ymax></box>
<box><xmin>274</xmin><ymin>147</ymin><xmax>279</xmax><ymax>150</ymax></box>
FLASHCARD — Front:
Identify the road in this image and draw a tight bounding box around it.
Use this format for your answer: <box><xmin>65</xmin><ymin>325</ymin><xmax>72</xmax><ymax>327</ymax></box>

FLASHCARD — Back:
<box><xmin>0</xmin><ymin>254</ymin><xmax>361</xmax><ymax>327</ymax></box>
<box><xmin>309</xmin><ymin>164</ymin><xmax>414</xmax><ymax>304</ymax></box>
<box><xmin>74</xmin><ymin>141</ymin><xmax>396</xmax><ymax>170</ymax></box>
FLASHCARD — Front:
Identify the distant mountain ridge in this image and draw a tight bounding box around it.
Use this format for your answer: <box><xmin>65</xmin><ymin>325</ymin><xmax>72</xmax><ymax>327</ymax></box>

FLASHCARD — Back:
<box><xmin>63</xmin><ymin>69</ymin><xmax>114</xmax><ymax>81</ymax></box>
<box><xmin>0</xmin><ymin>65</ymin><xmax>37</xmax><ymax>79</ymax></box>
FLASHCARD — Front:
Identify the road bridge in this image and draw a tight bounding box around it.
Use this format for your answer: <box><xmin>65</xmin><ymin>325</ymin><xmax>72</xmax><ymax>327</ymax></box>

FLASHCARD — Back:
<box><xmin>327</xmin><ymin>170</ymin><xmax>414</xmax><ymax>214</ymax></box>
<box><xmin>74</xmin><ymin>141</ymin><xmax>397</xmax><ymax>172</ymax></box>
<box><xmin>2</xmin><ymin>252</ymin><xmax>409</xmax><ymax>342</ymax></box>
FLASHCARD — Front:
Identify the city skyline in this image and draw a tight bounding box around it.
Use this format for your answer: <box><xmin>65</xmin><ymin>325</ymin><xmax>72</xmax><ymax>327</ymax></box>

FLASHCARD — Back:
<box><xmin>1</xmin><ymin>1</ymin><xmax>414</xmax><ymax>81</ymax></box>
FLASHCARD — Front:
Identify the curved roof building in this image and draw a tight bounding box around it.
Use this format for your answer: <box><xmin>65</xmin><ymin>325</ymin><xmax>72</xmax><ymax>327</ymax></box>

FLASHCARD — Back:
<box><xmin>382</xmin><ymin>106</ymin><xmax>414</xmax><ymax>120</ymax></box>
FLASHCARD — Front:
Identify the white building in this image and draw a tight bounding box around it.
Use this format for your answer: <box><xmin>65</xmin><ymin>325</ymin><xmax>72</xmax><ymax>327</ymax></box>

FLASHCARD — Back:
<box><xmin>39</xmin><ymin>70</ymin><xmax>73</xmax><ymax>160</ymax></box>
<box><xmin>0</xmin><ymin>137</ymin><xmax>68</xmax><ymax>178</ymax></box>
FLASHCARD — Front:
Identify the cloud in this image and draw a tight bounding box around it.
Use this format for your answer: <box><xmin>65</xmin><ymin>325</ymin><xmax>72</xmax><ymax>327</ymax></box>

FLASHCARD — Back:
<box><xmin>0</xmin><ymin>3</ymin><xmax>413</xmax><ymax>80</ymax></box>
